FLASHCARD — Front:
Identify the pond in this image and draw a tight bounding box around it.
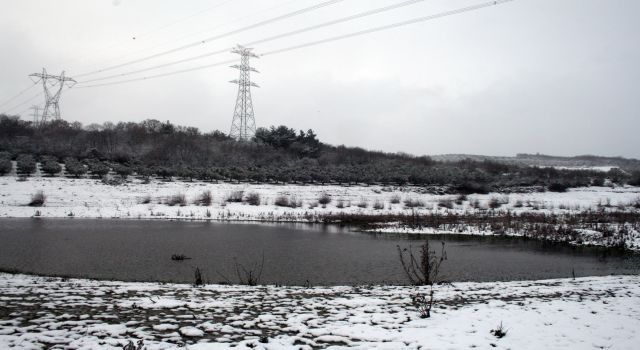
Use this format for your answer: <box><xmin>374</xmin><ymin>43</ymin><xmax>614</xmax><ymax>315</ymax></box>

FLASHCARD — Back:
<box><xmin>0</xmin><ymin>219</ymin><xmax>638</xmax><ymax>285</ymax></box>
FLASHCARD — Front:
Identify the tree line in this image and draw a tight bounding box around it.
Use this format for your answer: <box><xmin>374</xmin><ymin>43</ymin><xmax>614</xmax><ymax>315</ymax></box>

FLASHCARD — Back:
<box><xmin>1</xmin><ymin>114</ymin><xmax>636</xmax><ymax>192</ymax></box>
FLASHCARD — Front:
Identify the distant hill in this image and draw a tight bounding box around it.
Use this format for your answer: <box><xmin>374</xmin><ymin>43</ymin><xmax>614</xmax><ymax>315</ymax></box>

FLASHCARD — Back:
<box><xmin>431</xmin><ymin>153</ymin><xmax>640</xmax><ymax>172</ymax></box>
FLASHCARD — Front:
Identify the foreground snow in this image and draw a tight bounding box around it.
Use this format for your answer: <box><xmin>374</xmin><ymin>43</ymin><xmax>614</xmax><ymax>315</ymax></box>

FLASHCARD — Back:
<box><xmin>0</xmin><ymin>273</ymin><xmax>638</xmax><ymax>349</ymax></box>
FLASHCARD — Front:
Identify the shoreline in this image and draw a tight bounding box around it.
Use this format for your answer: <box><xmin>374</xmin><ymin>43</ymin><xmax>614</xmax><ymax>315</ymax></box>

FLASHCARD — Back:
<box><xmin>2</xmin><ymin>176</ymin><xmax>640</xmax><ymax>250</ymax></box>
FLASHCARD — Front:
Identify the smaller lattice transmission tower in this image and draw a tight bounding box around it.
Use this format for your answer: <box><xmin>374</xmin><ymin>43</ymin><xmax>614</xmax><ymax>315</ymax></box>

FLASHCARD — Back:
<box><xmin>30</xmin><ymin>105</ymin><xmax>41</xmax><ymax>127</ymax></box>
<box><xmin>229</xmin><ymin>45</ymin><xmax>259</xmax><ymax>141</ymax></box>
<box><xmin>29</xmin><ymin>68</ymin><xmax>76</xmax><ymax>124</ymax></box>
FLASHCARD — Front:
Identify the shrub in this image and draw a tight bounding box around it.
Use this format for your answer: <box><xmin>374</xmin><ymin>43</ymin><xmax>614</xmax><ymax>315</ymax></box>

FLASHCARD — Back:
<box><xmin>357</xmin><ymin>200</ymin><xmax>368</xmax><ymax>208</ymax></box>
<box><xmin>455</xmin><ymin>194</ymin><xmax>467</xmax><ymax>205</ymax></box>
<box><xmin>548</xmin><ymin>182</ymin><xmax>569</xmax><ymax>193</ymax></box>
<box><xmin>245</xmin><ymin>192</ymin><xmax>261</xmax><ymax>206</ymax></box>
<box><xmin>226</xmin><ymin>191</ymin><xmax>244</xmax><ymax>203</ymax></box>
<box><xmin>194</xmin><ymin>190</ymin><xmax>212</xmax><ymax>206</ymax></box>
<box><xmin>88</xmin><ymin>161</ymin><xmax>110</xmax><ymax>178</ymax></box>
<box><xmin>455</xmin><ymin>182</ymin><xmax>489</xmax><ymax>195</ymax></box>
<box><xmin>171</xmin><ymin>254</ymin><xmax>189</xmax><ymax>261</ymax></box>
<box><xmin>336</xmin><ymin>200</ymin><xmax>345</xmax><ymax>208</ymax></box>
<box><xmin>628</xmin><ymin>172</ymin><xmax>640</xmax><ymax>186</ymax></box>
<box><xmin>438</xmin><ymin>199</ymin><xmax>454</xmax><ymax>209</ymax></box>
<box><xmin>16</xmin><ymin>154</ymin><xmax>36</xmax><ymax>176</ymax></box>
<box><xmin>233</xmin><ymin>255</ymin><xmax>264</xmax><ymax>286</ymax></box>
<box><xmin>134</xmin><ymin>165</ymin><xmax>153</xmax><ymax>182</ymax></box>
<box><xmin>398</xmin><ymin>240</ymin><xmax>447</xmax><ymax>318</ymax></box>
<box><xmin>194</xmin><ymin>267</ymin><xmax>204</xmax><ymax>286</ymax></box>
<box><xmin>318</xmin><ymin>193</ymin><xmax>331</xmax><ymax>205</ymax></box>
<box><xmin>29</xmin><ymin>190</ymin><xmax>46</xmax><ymax>207</ymax></box>
<box><xmin>390</xmin><ymin>195</ymin><xmax>401</xmax><ymax>204</ymax></box>
<box><xmin>274</xmin><ymin>195</ymin><xmax>300</xmax><ymax>208</ymax></box>
<box><xmin>102</xmin><ymin>175</ymin><xmax>125</xmax><ymax>186</ymax></box>
<box><xmin>274</xmin><ymin>195</ymin><xmax>290</xmax><ymax>207</ymax></box>
<box><xmin>488</xmin><ymin>197</ymin><xmax>502</xmax><ymax>209</ymax></box>
<box><xmin>167</xmin><ymin>193</ymin><xmax>187</xmax><ymax>206</ymax></box>
<box><xmin>404</xmin><ymin>198</ymin><xmax>425</xmax><ymax>208</ymax></box>
<box><xmin>113</xmin><ymin>164</ymin><xmax>132</xmax><ymax>179</ymax></box>
<box><xmin>140</xmin><ymin>195</ymin><xmax>151</xmax><ymax>204</ymax></box>
<box><xmin>490</xmin><ymin>322</ymin><xmax>508</xmax><ymax>338</ymax></box>
<box><xmin>64</xmin><ymin>157</ymin><xmax>87</xmax><ymax>177</ymax></box>
<box><xmin>373</xmin><ymin>200</ymin><xmax>384</xmax><ymax>210</ymax></box>
<box><xmin>0</xmin><ymin>158</ymin><xmax>11</xmax><ymax>175</ymax></box>
<box><xmin>41</xmin><ymin>159</ymin><xmax>62</xmax><ymax>176</ymax></box>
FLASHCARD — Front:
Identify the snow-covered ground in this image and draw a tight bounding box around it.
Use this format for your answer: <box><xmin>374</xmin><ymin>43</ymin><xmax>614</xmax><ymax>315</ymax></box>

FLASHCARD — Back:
<box><xmin>0</xmin><ymin>273</ymin><xmax>638</xmax><ymax>349</ymax></box>
<box><xmin>1</xmin><ymin>176</ymin><xmax>639</xmax><ymax>221</ymax></box>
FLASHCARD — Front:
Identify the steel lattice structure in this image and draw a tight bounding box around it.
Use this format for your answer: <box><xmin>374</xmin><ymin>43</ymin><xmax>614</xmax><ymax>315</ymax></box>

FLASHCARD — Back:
<box><xmin>29</xmin><ymin>69</ymin><xmax>76</xmax><ymax>124</ymax></box>
<box><xmin>229</xmin><ymin>45</ymin><xmax>259</xmax><ymax>141</ymax></box>
<box><xmin>30</xmin><ymin>105</ymin><xmax>41</xmax><ymax>127</ymax></box>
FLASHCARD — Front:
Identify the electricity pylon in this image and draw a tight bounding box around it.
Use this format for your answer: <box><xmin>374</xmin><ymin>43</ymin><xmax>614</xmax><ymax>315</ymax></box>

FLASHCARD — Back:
<box><xmin>29</xmin><ymin>68</ymin><xmax>76</xmax><ymax>124</ymax></box>
<box><xmin>229</xmin><ymin>45</ymin><xmax>259</xmax><ymax>141</ymax></box>
<box><xmin>30</xmin><ymin>105</ymin><xmax>41</xmax><ymax>127</ymax></box>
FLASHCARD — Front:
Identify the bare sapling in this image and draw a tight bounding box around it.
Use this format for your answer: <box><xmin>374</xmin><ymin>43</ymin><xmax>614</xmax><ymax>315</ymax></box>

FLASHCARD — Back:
<box><xmin>398</xmin><ymin>240</ymin><xmax>447</xmax><ymax>318</ymax></box>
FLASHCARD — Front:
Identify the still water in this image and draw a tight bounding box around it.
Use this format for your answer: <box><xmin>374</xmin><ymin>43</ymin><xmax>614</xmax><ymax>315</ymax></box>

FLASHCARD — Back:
<box><xmin>0</xmin><ymin>219</ymin><xmax>638</xmax><ymax>285</ymax></box>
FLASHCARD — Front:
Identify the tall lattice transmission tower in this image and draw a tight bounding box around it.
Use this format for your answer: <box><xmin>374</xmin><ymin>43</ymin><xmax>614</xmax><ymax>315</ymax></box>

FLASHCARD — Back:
<box><xmin>229</xmin><ymin>45</ymin><xmax>259</xmax><ymax>141</ymax></box>
<box><xmin>29</xmin><ymin>68</ymin><xmax>76</xmax><ymax>124</ymax></box>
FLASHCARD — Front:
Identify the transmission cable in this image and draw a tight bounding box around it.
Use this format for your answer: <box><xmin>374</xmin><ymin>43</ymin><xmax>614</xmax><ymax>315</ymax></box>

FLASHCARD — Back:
<box><xmin>74</xmin><ymin>0</ymin><xmax>515</xmax><ymax>89</ymax></box>
<box><xmin>65</xmin><ymin>0</ymin><xmax>238</xmax><ymax>73</ymax></box>
<box><xmin>73</xmin><ymin>0</ymin><xmax>347</xmax><ymax>78</ymax></box>
<box><xmin>0</xmin><ymin>83</ymin><xmax>38</xmax><ymax>109</ymax></box>
<box><xmin>93</xmin><ymin>0</ymin><xmax>302</xmax><ymax>71</ymax></box>
<box><xmin>78</xmin><ymin>0</ymin><xmax>428</xmax><ymax>85</ymax></box>
<box><xmin>2</xmin><ymin>91</ymin><xmax>45</xmax><ymax>114</ymax></box>
<box><xmin>263</xmin><ymin>0</ymin><xmax>514</xmax><ymax>56</ymax></box>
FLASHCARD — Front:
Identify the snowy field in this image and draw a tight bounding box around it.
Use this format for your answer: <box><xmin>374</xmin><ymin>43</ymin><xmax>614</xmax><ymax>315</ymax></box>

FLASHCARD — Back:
<box><xmin>1</xmin><ymin>176</ymin><xmax>639</xmax><ymax>221</ymax></box>
<box><xmin>0</xmin><ymin>273</ymin><xmax>638</xmax><ymax>349</ymax></box>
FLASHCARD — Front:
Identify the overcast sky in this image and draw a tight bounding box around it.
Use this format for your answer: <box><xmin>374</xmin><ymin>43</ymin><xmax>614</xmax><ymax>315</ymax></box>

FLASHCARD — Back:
<box><xmin>1</xmin><ymin>0</ymin><xmax>639</xmax><ymax>158</ymax></box>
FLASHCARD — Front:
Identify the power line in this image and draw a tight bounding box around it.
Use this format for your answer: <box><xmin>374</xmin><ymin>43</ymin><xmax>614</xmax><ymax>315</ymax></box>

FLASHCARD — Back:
<box><xmin>75</xmin><ymin>59</ymin><xmax>237</xmax><ymax>88</ymax></box>
<box><xmin>0</xmin><ymin>83</ymin><xmax>38</xmax><ymax>108</ymax></box>
<box><xmin>77</xmin><ymin>0</ymin><xmax>428</xmax><ymax>85</ymax></box>
<box><xmin>74</xmin><ymin>0</ymin><xmax>515</xmax><ymax>89</ymax></box>
<box><xmin>73</xmin><ymin>0</ymin><xmax>347</xmax><ymax>78</ymax></box>
<box><xmin>262</xmin><ymin>0</ymin><xmax>514</xmax><ymax>56</ymax></box>
<box><xmin>2</xmin><ymin>91</ymin><xmax>44</xmax><ymax>114</ymax></box>
<box><xmin>65</xmin><ymin>0</ymin><xmax>239</xmax><ymax>73</ymax></box>
<box><xmin>89</xmin><ymin>0</ymin><xmax>302</xmax><ymax>72</ymax></box>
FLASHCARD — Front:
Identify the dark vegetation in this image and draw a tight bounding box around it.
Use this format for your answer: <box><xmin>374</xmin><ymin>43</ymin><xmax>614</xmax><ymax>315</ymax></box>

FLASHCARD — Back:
<box><xmin>0</xmin><ymin>115</ymin><xmax>634</xmax><ymax>193</ymax></box>
<box><xmin>314</xmin><ymin>210</ymin><xmax>639</xmax><ymax>249</ymax></box>
<box><xmin>28</xmin><ymin>190</ymin><xmax>46</xmax><ymax>207</ymax></box>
